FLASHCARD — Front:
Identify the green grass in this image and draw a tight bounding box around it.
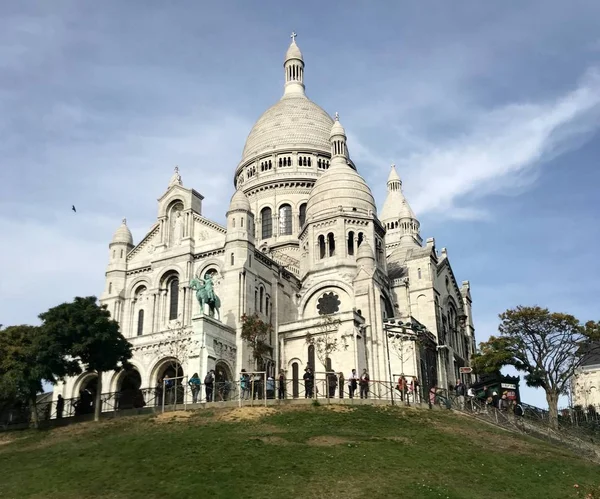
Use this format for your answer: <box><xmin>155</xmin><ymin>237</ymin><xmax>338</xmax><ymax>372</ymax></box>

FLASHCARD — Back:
<box><xmin>0</xmin><ymin>404</ymin><xmax>598</xmax><ymax>499</ymax></box>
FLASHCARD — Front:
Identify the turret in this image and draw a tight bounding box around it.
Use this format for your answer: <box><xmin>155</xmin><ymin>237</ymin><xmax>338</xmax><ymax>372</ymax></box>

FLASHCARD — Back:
<box><xmin>225</xmin><ymin>190</ymin><xmax>254</xmax><ymax>246</ymax></box>
<box><xmin>103</xmin><ymin>218</ymin><xmax>134</xmax><ymax>321</ymax></box>
<box><xmin>283</xmin><ymin>32</ymin><xmax>305</xmax><ymax>97</ymax></box>
<box><xmin>381</xmin><ymin>164</ymin><xmax>422</xmax><ymax>252</ymax></box>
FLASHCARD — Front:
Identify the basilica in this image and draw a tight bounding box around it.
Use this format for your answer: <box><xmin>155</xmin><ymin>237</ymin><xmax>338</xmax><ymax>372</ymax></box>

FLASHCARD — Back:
<box><xmin>53</xmin><ymin>35</ymin><xmax>475</xmax><ymax>406</ymax></box>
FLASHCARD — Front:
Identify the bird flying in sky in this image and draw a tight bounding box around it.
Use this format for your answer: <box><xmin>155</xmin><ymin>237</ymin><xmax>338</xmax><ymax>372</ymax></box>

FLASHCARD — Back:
<box><xmin>72</xmin><ymin>205</ymin><xmax>76</xmax><ymax>213</ymax></box>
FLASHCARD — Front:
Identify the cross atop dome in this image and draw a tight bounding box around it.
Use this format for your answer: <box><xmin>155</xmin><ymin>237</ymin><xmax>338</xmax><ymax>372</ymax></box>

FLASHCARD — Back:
<box><xmin>284</xmin><ymin>32</ymin><xmax>305</xmax><ymax>96</ymax></box>
<box><xmin>335</xmin><ymin>112</ymin><xmax>339</xmax><ymax>121</ymax></box>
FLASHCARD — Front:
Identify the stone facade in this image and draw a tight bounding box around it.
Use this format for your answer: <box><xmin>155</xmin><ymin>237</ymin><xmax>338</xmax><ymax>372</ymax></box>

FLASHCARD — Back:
<box><xmin>53</xmin><ymin>36</ymin><xmax>475</xmax><ymax>405</ymax></box>
<box><xmin>572</xmin><ymin>347</ymin><xmax>600</xmax><ymax>408</ymax></box>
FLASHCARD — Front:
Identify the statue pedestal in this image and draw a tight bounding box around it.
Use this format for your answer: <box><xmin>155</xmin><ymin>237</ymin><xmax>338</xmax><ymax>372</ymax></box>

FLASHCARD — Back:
<box><xmin>191</xmin><ymin>314</ymin><xmax>237</xmax><ymax>379</ymax></box>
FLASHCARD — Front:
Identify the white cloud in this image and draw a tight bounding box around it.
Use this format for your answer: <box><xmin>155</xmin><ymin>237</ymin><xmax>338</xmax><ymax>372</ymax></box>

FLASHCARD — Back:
<box><xmin>400</xmin><ymin>68</ymin><xmax>600</xmax><ymax>218</ymax></box>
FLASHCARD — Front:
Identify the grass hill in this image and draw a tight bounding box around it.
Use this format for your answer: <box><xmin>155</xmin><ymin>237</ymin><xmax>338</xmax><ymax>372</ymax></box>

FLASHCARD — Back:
<box><xmin>0</xmin><ymin>403</ymin><xmax>598</xmax><ymax>499</ymax></box>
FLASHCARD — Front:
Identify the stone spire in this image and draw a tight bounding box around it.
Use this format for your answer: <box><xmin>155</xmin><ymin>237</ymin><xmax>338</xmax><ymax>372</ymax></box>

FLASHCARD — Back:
<box><xmin>283</xmin><ymin>32</ymin><xmax>305</xmax><ymax>97</ymax></box>
<box><xmin>381</xmin><ymin>164</ymin><xmax>421</xmax><ymax>248</ymax></box>
<box><xmin>169</xmin><ymin>166</ymin><xmax>183</xmax><ymax>187</ymax></box>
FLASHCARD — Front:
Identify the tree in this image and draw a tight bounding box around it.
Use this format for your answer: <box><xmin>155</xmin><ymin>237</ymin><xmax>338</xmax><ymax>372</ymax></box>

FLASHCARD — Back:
<box><xmin>0</xmin><ymin>325</ymin><xmax>76</xmax><ymax>428</ymax></box>
<box><xmin>240</xmin><ymin>314</ymin><xmax>272</xmax><ymax>370</ymax></box>
<box><xmin>305</xmin><ymin>314</ymin><xmax>345</xmax><ymax>371</ymax></box>
<box><xmin>39</xmin><ymin>296</ymin><xmax>133</xmax><ymax>422</ymax></box>
<box><xmin>472</xmin><ymin>306</ymin><xmax>599</xmax><ymax>429</ymax></box>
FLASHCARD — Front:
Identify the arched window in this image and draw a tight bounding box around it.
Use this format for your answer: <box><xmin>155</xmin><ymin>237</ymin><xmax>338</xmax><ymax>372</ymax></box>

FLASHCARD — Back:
<box><xmin>308</xmin><ymin>344</ymin><xmax>315</xmax><ymax>369</ymax></box>
<box><xmin>231</xmin><ymin>253</ymin><xmax>235</xmax><ymax>265</ymax></box>
<box><xmin>279</xmin><ymin>158</ymin><xmax>282</xmax><ymax>167</ymax></box>
<box><xmin>241</xmin><ymin>217</ymin><xmax>244</xmax><ymax>228</ymax></box>
<box><xmin>299</xmin><ymin>203</ymin><xmax>307</xmax><ymax>228</ymax></box>
<box><xmin>318</xmin><ymin>235</ymin><xmax>326</xmax><ymax>259</ymax></box>
<box><xmin>347</xmin><ymin>231</ymin><xmax>355</xmax><ymax>256</ymax></box>
<box><xmin>137</xmin><ymin>309</ymin><xmax>144</xmax><ymax>336</ymax></box>
<box><xmin>265</xmin><ymin>296</ymin><xmax>270</xmax><ymax>317</ymax></box>
<box><xmin>327</xmin><ymin>232</ymin><xmax>335</xmax><ymax>257</ymax></box>
<box><xmin>418</xmin><ymin>268</ymin><xmax>422</xmax><ymax>279</ymax></box>
<box><xmin>325</xmin><ymin>357</ymin><xmax>332</xmax><ymax>372</ymax></box>
<box><xmin>357</xmin><ymin>232</ymin><xmax>364</xmax><ymax>247</ymax></box>
<box><xmin>120</xmin><ymin>249</ymin><xmax>123</xmax><ymax>258</ymax></box>
<box><xmin>255</xmin><ymin>289</ymin><xmax>258</xmax><ymax>310</ymax></box>
<box><xmin>232</xmin><ymin>218</ymin><xmax>236</xmax><ymax>228</ymax></box>
<box><xmin>261</xmin><ymin>207</ymin><xmax>272</xmax><ymax>239</ymax></box>
<box><xmin>108</xmin><ymin>282</ymin><xmax>112</xmax><ymax>294</ymax></box>
<box><xmin>259</xmin><ymin>287</ymin><xmax>264</xmax><ymax>313</ymax></box>
<box><xmin>279</xmin><ymin>204</ymin><xmax>292</xmax><ymax>235</ymax></box>
<box><xmin>169</xmin><ymin>277</ymin><xmax>179</xmax><ymax>320</ymax></box>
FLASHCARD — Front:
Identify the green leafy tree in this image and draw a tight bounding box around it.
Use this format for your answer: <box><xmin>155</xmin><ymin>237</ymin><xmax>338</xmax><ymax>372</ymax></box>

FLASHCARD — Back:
<box><xmin>472</xmin><ymin>306</ymin><xmax>599</xmax><ymax>429</ymax></box>
<box><xmin>240</xmin><ymin>314</ymin><xmax>272</xmax><ymax>369</ymax></box>
<box><xmin>0</xmin><ymin>325</ymin><xmax>76</xmax><ymax>428</ymax></box>
<box><xmin>40</xmin><ymin>296</ymin><xmax>133</xmax><ymax>422</ymax></box>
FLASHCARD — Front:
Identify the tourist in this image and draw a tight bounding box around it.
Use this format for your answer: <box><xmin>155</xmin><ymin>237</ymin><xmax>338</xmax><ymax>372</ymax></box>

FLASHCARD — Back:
<box><xmin>359</xmin><ymin>369</ymin><xmax>370</xmax><ymax>399</ymax></box>
<box><xmin>240</xmin><ymin>369</ymin><xmax>250</xmax><ymax>400</ymax></box>
<box><xmin>411</xmin><ymin>377</ymin><xmax>421</xmax><ymax>404</ymax></box>
<box><xmin>204</xmin><ymin>370</ymin><xmax>215</xmax><ymax>402</ymax></box>
<box><xmin>455</xmin><ymin>379</ymin><xmax>466</xmax><ymax>409</ymax></box>
<box><xmin>252</xmin><ymin>372</ymin><xmax>262</xmax><ymax>399</ymax></box>
<box><xmin>492</xmin><ymin>391</ymin><xmax>499</xmax><ymax>409</ymax></box>
<box><xmin>327</xmin><ymin>371</ymin><xmax>337</xmax><ymax>398</ymax></box>
<box><xmin>347</xmin><ymin>369</ymin><xmax>358</xmax><ymax>398</ymax></box>
<box><xmin>338</xmin><ymin>372</ymin><xmax>345</xmax><ymax>398</ymax></box>
<box><xmin>277</xmin><ymin>370</ymin><xmax>286</xmax><ymax>399</ymax></box>
<box><xmin>188</xmin><ymin>373</ymin><xmax>201</xmax><ymax>403</ymax></box>
<box><xmin>397</xmin><ymin>375</ymin><xmax>407</xmax><ymax>401</ymax></box>
<box><xmin>56</xmin><ymin>395</ymin><xmax>64</xmax><ymax>419</ymax></box>
<box><xmin>303</xmin><ymin>367</ymin><xmax>314</xmax><ymax>398</ymax></box>
<box><xmin>163</xmin><ymin>375</ymin><xmax>174</xmax><ymax>405</ymax></box>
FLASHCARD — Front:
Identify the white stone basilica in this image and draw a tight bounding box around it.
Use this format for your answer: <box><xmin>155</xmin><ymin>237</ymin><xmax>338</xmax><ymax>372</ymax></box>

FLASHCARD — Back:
<box><xmin>54</xmin><ymin>35</ymin><xmax>475</xmax><ymax>405</ymax></box>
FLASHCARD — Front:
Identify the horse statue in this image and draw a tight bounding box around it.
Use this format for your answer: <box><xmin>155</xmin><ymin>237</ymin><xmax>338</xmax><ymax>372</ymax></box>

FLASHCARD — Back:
<box><xmin>190</xmin><ymin>274</ymin><xmax>221</xmax><ymax>320</ymax></box>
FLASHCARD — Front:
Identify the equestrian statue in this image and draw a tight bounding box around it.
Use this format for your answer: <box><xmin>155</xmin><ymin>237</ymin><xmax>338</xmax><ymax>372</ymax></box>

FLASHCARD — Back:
<box><xmin>190</xmin><ymin>274</ymin><xmax>221</xmax><ymax>320</ymax></box>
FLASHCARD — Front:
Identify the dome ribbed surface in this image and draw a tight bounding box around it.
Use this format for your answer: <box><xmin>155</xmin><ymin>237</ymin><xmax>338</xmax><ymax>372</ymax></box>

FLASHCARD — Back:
<box><xmin>306</xmin><ymin>163</ymin><xmax>376</xmax><ymax>219</ymax></box>
<box><xmin>285</xmin><ymin>41</ymin><xmax>303</xmax><ymax>61</ymax></box>
<box><xmin>112</xmin><ymin>220</ymin><xmax>133</xmax><ymax>245</ymax></box>
<box><xmin>229</xmin><ymin>189</ymin><xmax>251</xmax><ymax>211</ymax></box>
<box><xmin>241</xmin><ymin>95</ymin><xmax>334</xmax><ymax>164</ymax></box>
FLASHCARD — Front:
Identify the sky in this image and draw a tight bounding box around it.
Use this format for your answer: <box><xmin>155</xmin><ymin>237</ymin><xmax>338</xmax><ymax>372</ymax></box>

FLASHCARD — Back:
<box><xmin>1</xmin><ymin>1</ymin><xmax>600</xmax><ymax>408</ymax></box>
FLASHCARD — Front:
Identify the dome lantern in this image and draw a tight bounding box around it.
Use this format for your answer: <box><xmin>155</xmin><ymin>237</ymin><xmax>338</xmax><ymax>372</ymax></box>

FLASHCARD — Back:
<box><xmin>284</xmin><ymin>32</ymin><xmax>305</xmax><ymax>97</ymax></box>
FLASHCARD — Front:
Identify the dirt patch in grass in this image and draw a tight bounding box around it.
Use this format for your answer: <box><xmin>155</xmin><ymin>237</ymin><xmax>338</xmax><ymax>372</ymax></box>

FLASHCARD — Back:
<box><xmin>322</xmin><ymin>405</ymin><xmax>355</xmax><ymax>413</ymax></box>
<box><xmin>0</xmin><ymin>435</ymin><xmax>16</xmax><ymax>446</ymax></box>
<box><xmin>154</xmin><ymin>411</ymin><xmax>195</xmax><ymax>423</ymax></box>
<box><xmin>218</xmin><ymin>407</ymin><xmax>277</xmax><ymax>422</ymax></box>
<box><xmin>367</xmin><ymin>435</ymin><xmax>412</xmax><ymax>445</ymax></box>
<box><xmin>307</xmin><ymin>435</ymin><xmax>354</xmax><ymax>447</ymax></box>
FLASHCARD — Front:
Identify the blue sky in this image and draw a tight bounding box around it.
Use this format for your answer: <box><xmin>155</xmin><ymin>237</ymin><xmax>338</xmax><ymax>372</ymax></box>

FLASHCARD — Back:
<box><xmin>1</xmin><ymin>1</ymin><xmax>599</xmax><ymax>408</ymax></box>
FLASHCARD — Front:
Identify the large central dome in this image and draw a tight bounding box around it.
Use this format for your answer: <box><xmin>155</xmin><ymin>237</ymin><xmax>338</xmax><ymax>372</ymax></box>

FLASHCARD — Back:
<box><xmin>239</xmin><ymin>35</ymin><xmax>334</xmax><ymax>166</ymax></box>
<box><xmin>240</xmin><ymin>94</ymin><xmax>334</xmax><ymax>164</ymax></box>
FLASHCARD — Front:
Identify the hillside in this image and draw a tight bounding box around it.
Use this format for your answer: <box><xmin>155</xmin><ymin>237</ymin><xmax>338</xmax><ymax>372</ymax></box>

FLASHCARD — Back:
<box><xmin>0</xmin><ymin>404</ymin><xmax>598</xmax><ymax>499</ymax></box>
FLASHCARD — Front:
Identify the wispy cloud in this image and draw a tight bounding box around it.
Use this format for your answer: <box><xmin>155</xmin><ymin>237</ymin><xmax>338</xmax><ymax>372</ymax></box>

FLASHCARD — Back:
<box><xmin>353</xmin><ymin>68</ymin><xmax>600</xmax><ymax>220</ymax></box>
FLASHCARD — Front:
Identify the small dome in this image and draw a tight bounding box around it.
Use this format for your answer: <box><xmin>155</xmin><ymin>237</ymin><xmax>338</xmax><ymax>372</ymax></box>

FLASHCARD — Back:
<box><xmin>285</xmin><ymin>39</ymin><xmax>303</xmax><ymax>61</ymax></box>
<box><xmin>356</xmin><ymin>240</ymin><xmax>375</xmax><ymax>261</ymax></box>
<box><xmin>112</xmin><ymin>219</ymin><xmax>133</xmax><ymax>245</ymax></box>
<box><xmin>306</xmin><ymin>164</ymin><xmax>376</xmax><ymax>219</ymax></box>
<box><xmin>228</xmin><ymin>190</ymin><xmax>251</xmax><ymax>212</ymax></box>
<box><xmin>330</xmin><ymin>113</ymin><xmax>346</xmax><ymax>138</ymax></box>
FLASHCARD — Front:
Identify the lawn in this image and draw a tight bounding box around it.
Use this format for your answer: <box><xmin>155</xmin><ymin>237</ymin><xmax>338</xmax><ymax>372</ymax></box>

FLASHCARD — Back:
<box><xmin>0</xmin><ymin>404</ymin><xmax>598</xmax><ymax>499</ymax></box>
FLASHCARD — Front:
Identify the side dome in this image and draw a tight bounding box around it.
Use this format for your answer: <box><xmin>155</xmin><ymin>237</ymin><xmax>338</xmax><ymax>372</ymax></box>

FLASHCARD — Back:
<box><xmin>240</xmin><ymin>96</ymin><xmax>334</xmax><ymax>164</ymax></box>
<box><xmin>306</xmin><ymin>164</ymin><xmax>376</xmax><ymax>219</ymax></box>
<box><xmin>228</xmin><ymin>189</ymin><xmax>251</xmax><ymax>212</ymax></box>
<box><xmin>112</xmin><ymin>219</ymin><xmax>133</xmax><ymax>245</ymax></box>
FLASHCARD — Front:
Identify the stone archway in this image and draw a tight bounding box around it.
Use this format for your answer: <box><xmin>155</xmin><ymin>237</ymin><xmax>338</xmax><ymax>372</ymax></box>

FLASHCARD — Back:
<box><xmin>153</xmin><ymin>359</ymin><xmax>184</xmax><ymax>406</ymax></box>
<box><xmin>215</xmin><ymin>361</ymin><xmax>233</xmax><ymax>401</ymax></box>
<box><xmin>75</xmin><ymin>374</ymin><xmax>98</xmax><ymax>416</ymax></box>
<box><xmin>117</xmin><ymin>369</ymin><xmax>145</xmax><ymax>410</ymax></box>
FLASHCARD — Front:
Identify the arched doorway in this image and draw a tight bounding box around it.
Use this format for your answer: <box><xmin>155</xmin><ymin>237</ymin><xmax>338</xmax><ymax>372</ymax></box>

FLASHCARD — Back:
<box><xmin>292</xmin><ymin>362</ymin><xmax>299</xmax><ymax>399</ymax></box>
<box><xmin>75</xmin><ymin>374</ymin><xmax>98</xmax><ymax>416</ymax></box>
<box><xmin>154</xmin><ymin>360</ymin><xmax>184</xmax><ymax>406</ymax></box>
<box><xmin>215</xmin><ymin>361</ymin><xmax>233</xmax><ymax>401</ymax></box>
<box><xmin>117</xmin><ymin>369</ymin><xmax>145</xmax><ymax>410</ymax></box>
